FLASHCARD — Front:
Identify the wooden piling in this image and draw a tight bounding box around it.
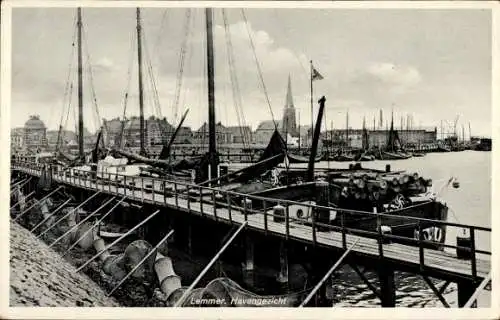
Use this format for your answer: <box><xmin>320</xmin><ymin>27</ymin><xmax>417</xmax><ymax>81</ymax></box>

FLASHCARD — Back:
<box><xmin>378</xmin><ymin>264</ymin><xmax>396</xmax><ymax>307</ymax></box>
<box><xmin>277</xmin><ymin>240</ymin><xmax>289</xmax><ymax>290</ymax></box>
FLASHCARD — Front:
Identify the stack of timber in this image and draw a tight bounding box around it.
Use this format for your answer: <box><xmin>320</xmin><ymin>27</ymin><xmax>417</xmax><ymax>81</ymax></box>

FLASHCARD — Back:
<box><xmin>328</xmin><ymin>170</ymin><xmax>432</xmax><ymax>207</ymax></box>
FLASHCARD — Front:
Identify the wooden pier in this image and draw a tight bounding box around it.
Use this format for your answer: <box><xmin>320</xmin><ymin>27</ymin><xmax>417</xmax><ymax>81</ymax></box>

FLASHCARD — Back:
<box><xmin>11</xmin><ymin>160</ymin><xmax>491</xmax><ymax>307</ymax></box>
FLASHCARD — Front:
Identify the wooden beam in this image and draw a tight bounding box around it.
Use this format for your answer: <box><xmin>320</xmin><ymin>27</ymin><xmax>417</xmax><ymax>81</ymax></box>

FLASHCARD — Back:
<box><xmin>30</xmin><ymin>198</ymin><xmax>72</xmax><ymax>233</ymax></box>
<box><xmin>14</xmin><ymin>186</ymin><xmax>64</xmax><ymax>221</ymax></box>
<box><xmin>173</xmin><ymin>221</ymin><xmax>248</xmax><ymax>307</ymax></box>
<box><xmin>36</xmin><ymin>191</ymin><xmax>101</xmax><ymax>238</ymax></box>
<box><xmin>75</xmin><ymin>209</ymin><xmax>160</xmax><ymax>272</ymax></box>
<box><xmin>422</xmin><ymin>275</ymin><xmax>450</xmax><ymax>308</ymax></box>
<box><xmin>61</xmin><ymin>196</ymin><xmax>126</xmax><ymax>256</ymax></box>
<box><xmin>300</xmin><ymin>238</ymin><xmax>360</xmax><ymax>307</ymax></box>
<box><xmin>107</xmin><ymin>229</ymin><xmax>175</xmax><ymax>297</ymax></box>
<box><xmin>10</xmin><ymin>191</ymin><xmax>35</xmax><ymax>210</ymax></box>
<box><xmin>10</xmin><ymin>177</ymin><xmax>32</xmax><ymax>192</ymax></box>
<box><xmin>464</xmin><ymin>272</ymin><xmax>491</xmax><ymax>308</ymax></box>
<box><xmin>48</xmin><ymin>196</ymin><xmax>117</xmax><ymax>248</ymax></box>
<box><xmin>349</xmin><ymin>263</ymin><xmax>381</xmax><ymax>299</ymax></box>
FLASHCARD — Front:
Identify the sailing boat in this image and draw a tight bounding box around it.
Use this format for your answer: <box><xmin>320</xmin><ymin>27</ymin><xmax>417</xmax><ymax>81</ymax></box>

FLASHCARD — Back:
<box><xmin>376</xmin><ymin>111</ymin><xmax>411</xmax><ymax>160</ymax></box>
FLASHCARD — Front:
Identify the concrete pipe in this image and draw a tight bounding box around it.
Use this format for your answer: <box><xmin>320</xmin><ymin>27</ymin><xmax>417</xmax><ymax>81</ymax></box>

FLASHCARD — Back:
<box><xmin>93</xmin><ymin>237</ymin><xmax>112</xmax><ymax>262</ymax></box>
<box><xmin>76</xmin><ymin>221</ymin><xmax>99</xmax><ymax>250</ymax></box>
<box><xmin>102</xmin><ymin>254</ymin><xmax>128</xmax><ymax>280</ymax></box>
<box><xmin>40</xmin><ymin>199</ymin><xmax>55</xmax><ymax>228</ymax></box>
<box><xmin>154</xmin><ymin>253</ymin><xmax>182</xmax><ymax>300</ymax></box>
<box><xmin>123</xmin><ymin>240</ymin><xmax>156</xmax><ymax>280</ymax></box>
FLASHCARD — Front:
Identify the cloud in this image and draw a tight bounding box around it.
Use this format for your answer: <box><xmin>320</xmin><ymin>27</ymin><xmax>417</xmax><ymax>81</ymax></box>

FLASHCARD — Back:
<box><xmin>367</xmin><ymin>62</ymin><xmax>422</xmax><ymax>88</ymax></box>
<box><xmin>93</xmin><ymin>57</ymin><xmax>117</xmax><ymax>73</ymax></box>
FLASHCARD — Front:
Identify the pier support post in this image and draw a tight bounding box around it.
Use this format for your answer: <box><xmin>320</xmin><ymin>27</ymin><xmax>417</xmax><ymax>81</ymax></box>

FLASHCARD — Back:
<box><xmin>242</xmin><ymin>235</ymin><xmax>255</xmax><ymax>287</ymax></box>
<box><xmin>378</xmin><ymin>264</ymin><xmax>396</xmax><ymax>307</ymax></box>
<box><xmin>457</xmin><ymin>280</ymin><xmax>477</xmax><ymax>307</ymax></box>
<box><xmin>187</xmin><ymin>224</ymin><xmax>193</xmax><ymax>255</ymax></box>
<box><xmin>244</xmin><ymin>235</ymin><xmax>254</xmax><ymax>271</ymax></box>
<box><xmin>277</xmin><ymin>240</ymin><xmax>289</xmax><ymax>290</ymax></box>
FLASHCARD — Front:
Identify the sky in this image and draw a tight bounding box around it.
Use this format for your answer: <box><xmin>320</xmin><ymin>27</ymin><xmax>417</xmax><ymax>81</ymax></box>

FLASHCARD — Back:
<box><xmin>10</xmin><ymin>7</ymin><xmax>492</xmax><ymax>137</ymax></box>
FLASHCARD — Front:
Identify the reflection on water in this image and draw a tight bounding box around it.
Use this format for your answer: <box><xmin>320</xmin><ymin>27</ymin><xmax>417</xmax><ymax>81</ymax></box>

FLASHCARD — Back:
<box><xmin>311</xmin><ymin>151</ymin><xmax>491</xmax><ymax>307</ymax></box>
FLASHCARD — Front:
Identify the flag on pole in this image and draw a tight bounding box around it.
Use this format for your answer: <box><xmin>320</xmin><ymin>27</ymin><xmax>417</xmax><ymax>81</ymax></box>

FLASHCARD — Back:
<box><xmin>311</xmin><ymin>66</ymin><xmax>324</xmax><ymax>81</ymax></box>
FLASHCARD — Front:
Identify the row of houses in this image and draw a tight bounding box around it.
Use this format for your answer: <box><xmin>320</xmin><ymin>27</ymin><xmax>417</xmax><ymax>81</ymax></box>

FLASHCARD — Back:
<box><xmin>11</xmin><ymin>114</ymin><xmax>438</xmax><ymax>152</ymax></box>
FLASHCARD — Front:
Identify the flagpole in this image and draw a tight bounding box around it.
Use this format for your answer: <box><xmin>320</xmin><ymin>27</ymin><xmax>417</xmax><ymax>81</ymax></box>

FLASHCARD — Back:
<box><xmin>310</xmin><ymin>60</ymin><xmax>313</xmax><ymax>148</ymax></box>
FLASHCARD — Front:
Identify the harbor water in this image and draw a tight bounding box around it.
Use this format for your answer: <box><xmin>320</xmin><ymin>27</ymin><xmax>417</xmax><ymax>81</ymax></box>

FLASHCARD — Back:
<box><xmin>294</xmin><ymin>150</ymin><xmax>491</xmax><ymax>307</ymax></box>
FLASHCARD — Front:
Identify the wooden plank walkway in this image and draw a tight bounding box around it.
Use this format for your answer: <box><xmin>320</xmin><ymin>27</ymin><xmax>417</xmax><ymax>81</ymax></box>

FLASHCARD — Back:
<box><xmin>12</xmin><ymin>164</ymin><xmax>490</xmax><ymax>282</ymax></box>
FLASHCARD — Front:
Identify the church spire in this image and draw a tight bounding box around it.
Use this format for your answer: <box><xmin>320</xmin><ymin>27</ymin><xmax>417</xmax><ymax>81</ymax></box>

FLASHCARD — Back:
<box><xmin>285</xmin><ymin>74</ymin><xmax>294</xmax><ymax>109</ymax></box>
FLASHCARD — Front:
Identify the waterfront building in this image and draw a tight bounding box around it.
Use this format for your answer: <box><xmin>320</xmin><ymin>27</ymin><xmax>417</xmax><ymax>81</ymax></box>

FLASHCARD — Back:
<box><xmin>225</xmin><ymin>126</ymin><xmax>253</xmax><ymax>144</ymax></box>
<box><xmin>122</xmin><ymin>116</ymin><xmax>146</xmax><ymax>148</ymax></box>
<box><xmin>194</xmin><ymin>122</ymin><xmax>230</xmax><ymax>145</ymax></box>
<box><xmin>174</xmin><ymin>126</ymin><xmax>194</xmax><ymax>144</ymax></box>
<box><xmin>321</xmin><ymin>128</ymin><xmax>437</xmax><ymax>149</ymax></box>
<box><xmin>147</xmin><ymin>116</ymin><xmax>175</xmax><ymax>146</ymax></box>
<box><xmin>23</xmin><ymin>115</ymin><xmax>47</xmax><ymax>149</ymax></box>
<box><xmin>103</xmin><ymin>117</ymin><xmax>125</xmax><ymax>147</ymax></box>
<box><xmin>11</xmin><ymin>127</ymin><xmax>25</xmax><ymax>149</ymax></box>
<box><xmin>254</xmin><ymin>120</ymin><xmax>282</xmax><ymax>145</ymax></box>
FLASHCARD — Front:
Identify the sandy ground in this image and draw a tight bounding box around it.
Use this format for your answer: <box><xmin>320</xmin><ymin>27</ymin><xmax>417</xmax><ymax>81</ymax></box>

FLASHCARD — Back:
<box><xmin>9</xmin><ymin>221</ymin><xmax>120</xmax><ymax>307</ymax></box>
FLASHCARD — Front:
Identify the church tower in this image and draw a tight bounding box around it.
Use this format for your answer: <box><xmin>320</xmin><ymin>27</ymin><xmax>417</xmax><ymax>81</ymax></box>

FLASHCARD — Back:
<box><xmin>282</xmin><ymin>75</ymin><xmax>298</xmax><ymax>136</ymax></box>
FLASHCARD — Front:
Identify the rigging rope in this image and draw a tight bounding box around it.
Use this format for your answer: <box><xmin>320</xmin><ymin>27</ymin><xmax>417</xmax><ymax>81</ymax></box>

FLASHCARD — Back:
<box><xmin>142</xmin><ymin>33</ymin><xmax>165</xmax><ymax>141</ymax></box>
<box><xmin>56</xmin><ymin>14</ymin><xmax>78</xmax><ymax>153</ymax></box>
<box><xmin>171</xmin><ymin>8</ymin><xmax>192</xmax><ymax>126</ymax></box>
<box><xmin>82</xmin><ymin>24</ymin><xmax>105</xmax><ymax>136</ymax></box>
<box><xmin>222</xmin><ymin>9</ymin><xmax>251</xmax><ymax>150</ymax></box>
<box><xmin>271</xmin><ymin>9</ymin><xmax>309</xmax><ymax>79</ymax></box>
<box><xmin>240</xmin><ymin>9</ymin><xmax>277</xmax><ymax>132</ymax></box>
<box><xmin>117</xmin><ymin>31</ymin><xmax>137</xmax><ymax>149</ymax></box>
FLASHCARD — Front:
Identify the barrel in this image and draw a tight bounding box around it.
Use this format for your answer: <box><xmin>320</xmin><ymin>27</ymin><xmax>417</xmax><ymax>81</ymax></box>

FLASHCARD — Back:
<box><xmin>456</xmin><ymin>235</ymin><xmax>472</xmax><ymax>260</ymax></box>
<box><xmin>273</xmin><ymin>205</ymin><xmax>286</xmax><ymax>223</ymax></box>
<box><xmin>379</xmin><ymin>225</ymin><xmax>392</xmax><ymax>244</ymax></box>
<box><xmin>242</xmin><ymin>198</ymin><xmax>253</xmax><ymax>214</ymax></box>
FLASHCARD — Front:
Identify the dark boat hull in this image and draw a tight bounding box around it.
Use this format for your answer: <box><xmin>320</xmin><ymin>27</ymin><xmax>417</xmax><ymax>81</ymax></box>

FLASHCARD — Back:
<box><xmin>378</xmin><ymin>151</ymin><xmax>412</xmax><ymax>160</ymax></box>
<box><xmin>287</xmin><ymin>153</ymin><xmax>322</xmax><ymax>164</ymax></box>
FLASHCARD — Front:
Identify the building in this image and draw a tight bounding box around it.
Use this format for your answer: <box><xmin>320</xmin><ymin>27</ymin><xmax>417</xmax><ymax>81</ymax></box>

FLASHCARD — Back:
<box><xmin>194</xmin><ymin>122</ymin><xmax>230</xmax><ymax>145</ymax></box>
<box><xmin>254</xmin><ymin>120</ymin><xmax>282</xmax><ymax>145</ymax></box>
<box><xmin>23</xmin><ymin>115</ymin><xmax>47</xmax><ymax>149</ymax></box>
<box><xmin>281</xmin><ymin>75</ymin><xmax>298</xmax><ymax>137</ymax></box>
<box><xmin>147</xmin><ymin>116</ymin><xmax>175</xmax><ymax>146</ymax></box>
<box><xmin>225</xmin><ymin>126</ymin><xmax>253</xmax><ymax>144</ymax></box>
<box><xmin>46</xmin><ymin>129</ymin><xmax>78</xmax><ymax>147</ymax></box>
<box><xmin>103</xmin><ymin>117</ymin><xmax>125</xmax><ymax>147</ymax></box>
<box><xmin>123</xmin><ymin>116</ymin><xmax>147</xmax><ymax>148</ymax></box>
<box><xmin>322</xmin><ymin>128</ymin><xmax>438</xmax><ymax>149</ymax></box>
<box><xmin>11</xmin><ymin>127</ymin><xmax>25</xmax><ymax>149</ymax></box>
<box><xmin>174</xmin><ymin>126</ymin><xmax>194</xmax><ymax>144</ymax></box>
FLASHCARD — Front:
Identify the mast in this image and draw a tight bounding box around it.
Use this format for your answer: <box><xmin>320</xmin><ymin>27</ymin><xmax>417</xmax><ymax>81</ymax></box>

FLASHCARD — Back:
<box><xmin>345</xmin><ymin>111</ymin><xmax>349</xmax><ymax>149</ymax></box>
<box><xmin>307</xmin><ymin>96</ymin><xmax>326</xmax><ymax>182</ymax></box>
<box><xmin>298</xmin><ymin>110</ymin><xmax>301</xmax><ymax>151</ymax></box>
<box><xmin>469</xmin><ymin>121</ymin><xmax>472</xmax><ymax>141</ymax></box>
<box><xmin>310</xmin><ymin>60</ymin><xmax>314</xmax><ymax>148</ymax></box>
<box><xmin>77</xmin><ymin>8</ymin><xmax>84</xmax><ymax>159</ymax></box>
<box><xmin>136</xmin><ymin>8</ymin><xmax>146</xmax><ymax>156</ymax></box>
<box><xmin>206</xmin><ymin>8</ymin><xmax>217</xmax><ymax>181</ymax></box>
<box><xmin>330</xmin><ymin>120</ymin><xmax>333</xmax><ymax>152</ymax></box>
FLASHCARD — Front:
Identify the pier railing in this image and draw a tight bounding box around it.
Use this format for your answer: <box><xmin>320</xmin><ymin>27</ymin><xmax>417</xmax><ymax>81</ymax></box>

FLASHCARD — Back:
<box><xmin>12</xmin><ymin>160</ymin><xmax>491</xmax><ymax>281</ymax></box>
